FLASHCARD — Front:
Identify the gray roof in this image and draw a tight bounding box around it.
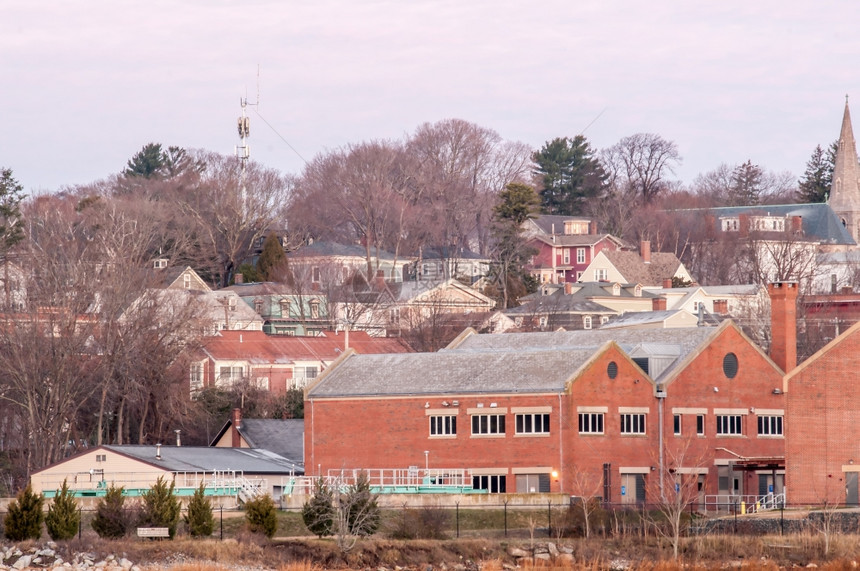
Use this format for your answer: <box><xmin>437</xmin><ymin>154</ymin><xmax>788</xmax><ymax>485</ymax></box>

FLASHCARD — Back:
<box><xmin>446</xmin><ymin>327</ymin><xmax>719</xmax><ymax>383</ymax></box>
<box><xmin>598</xmin><ymin>310</ymin><xmax>693</xmax><ymax>328</ymax></box>
<box><xmin>104</xmin><ymin>445</ymin><xmax>303</xmax><ymax>475</ymax></box>
<box><xmin>289</xmin><ymin>241</ymin><xmax>403</xmax><ymax>261</ymax></box>
<box><xmin>675</xmin><ymin>203</ymin><xmax>855</xmax><ymax>245</ymax></box>
<box><xmin>307</xmin><ymin>347</ymin><xmax>600</xmax><ymax>398</ymax></box>
<box><xmin>529</xmin><ymin>214</ymin><xmax>591</xmax><ymax>235</ymax></box>
<box><xmin>505</xmin><ymin>298</ymin><xmax>615</xmax><ymax>316</ymax></box>
<box><xmin>236</xmin><ymin>419</ymin><xmax>304</xmax><ymax>465</ymax></box>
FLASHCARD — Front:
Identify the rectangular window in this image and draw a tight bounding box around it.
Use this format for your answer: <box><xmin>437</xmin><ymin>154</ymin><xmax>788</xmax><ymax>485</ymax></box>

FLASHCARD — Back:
<box><xmin>595</xmin><ymin>268</ymin><xmax>608</xmax><ymax>281</ymax></box>
<box><xmin>304</xmin><ymin>366</ymin><xmax>318</xmax><ymax>379</ymax></box>
<box><xmin>696</xmin><ymin>414</ymin><xmax>705</xmax><ymax>436</ymax></box>
<box><xmin>472</xmin><ymin>474</ymin><xmax>506</xmax><ymax>493</ymax></box>
<box><xmin>471</xmin><ymin>414</ymin><xmax>505</xmax><ymax>435</ymax></box>
<box><xmin>757</xmin><ymin>415</ymin><xmax>783</xmax><ymax>436</ymax></box>
<box><xmin>189</xmin><ymin>363</ymin><xmax>204</xmax><ymax>392</ymax></box>
<box><xmin>430</xmin><ymin>415</ymin><xmax>457</xmax><ymax>436</ymax></box>
<box><xmin>312</xmin><ymin>267</ymin><xmax>321</xmax><ymax>282</ymax></box>
<box><xmin>673</xmin><ymin>414</ymin><xmax>681</xmax><ymax>435</ymax></box>
<box><xmin>620</xmin><ymin>413</ymin><xmax>646</xmax><ymax>435</ymax></box>
<box><xmin>578</xmin><ymin>412</ymin><xmax>604</xmax><ymax>434</ymax></box>
<box><xmin>516</xmin><ymin>474</ymin><xmax>550</xmax><ymax>493</ymax></box>
<box><xmin>218</xmin><ymin>366</ymin><xmax>243</xmax><ymax>383</ymax></box>
<box><xmin>577</xmin><ymin>248</ymin><xmax>586</xmax><ymax>264</ymax></box>
<box><xmin>716</xmin><ymin>415</ymin><xmax>743</xmax><ymax>435</ymax></box>
<box><xmin>583</xmin><ymin>316</ymin><xmax>592</xmax><ymax>330</ymax></box>
<box><xmin>515</xmin><ymin>413</ymin><xmax>550</xmax><ymax>435</ymax></box>
<box><xmin>563</xmin><ymin>249</ymin><xmax>570</xmax><ymax>264</ymax></box>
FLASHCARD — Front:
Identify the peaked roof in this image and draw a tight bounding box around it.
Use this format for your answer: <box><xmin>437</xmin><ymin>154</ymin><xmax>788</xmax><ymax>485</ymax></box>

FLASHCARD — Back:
<box><xmin>199</xmin><ymin>329</ymin><xmax>412</xmax><ymax>363</ymax></box>
<box><xmin>786</xmin><ymin>318</ymin><xmax>860</xmax><ymax>382</ymax></box>
<box><xmin>831</xmin><ymin>98</ymin><xmax>860</xmax><ymax>211</ymax></box>
<box><xmin>288</xmin><ymin>241</ymin><xmax>406</xmax><ymax>262</ymax></box>
<box><xmin>504</xmin><ymin>297</ymin><xmax>615</xmax><ymax>316</ymax></box>
<box><xmin>530</xmin><ymin>233</ymin><xmax>624</xmax><ymax>248</ymax></box>
<box><xmin>599</xmin><ymin>250</ymin><xmax>686</xmax><ymax>286</ymax></box>
<box><xmin>528</xmin><ymin>214</ymin><xmax>592</xmax><ymax>235</ymax></box>
<box><xmin>445</xmin><ymin>326</ymin><xmax>721</xmax><ymax>384</ymax></box>
<box><xmin>306</xmin><ymin>345</ymin><xmax>611</xmax><ymax>397</ymax></box>
<box><xmin>599</xmin><ymin>309</ymin><xmax>700</xmax><ymax>329</ymax></box>
<box><xmin>210</xmin><ymin>418</ymin><xmax>304</xmax><ymax>465</ymax></box>
<box><xmin>221</xmin><ymin>282</ymin><xmax>296</xmax><ymax>296</ymax></box>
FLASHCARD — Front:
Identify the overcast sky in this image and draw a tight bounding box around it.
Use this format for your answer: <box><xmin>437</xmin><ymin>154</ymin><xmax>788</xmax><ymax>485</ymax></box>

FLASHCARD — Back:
<box><xmin>4</xmin><ymin>1</ymin><xmax>860</xmax><ymax>195</ymax></box>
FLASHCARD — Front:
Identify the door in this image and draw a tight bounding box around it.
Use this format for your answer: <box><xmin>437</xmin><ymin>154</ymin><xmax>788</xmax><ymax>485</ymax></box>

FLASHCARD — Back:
<box><xmin>621</xmin><ymin>473</ymin><xmax>645</xmax><ymax>505</ymax></box>
<box><xmin>847</xmin><ymin>472</ymin><xmax>859</xmax><ymax>506</ymax></box>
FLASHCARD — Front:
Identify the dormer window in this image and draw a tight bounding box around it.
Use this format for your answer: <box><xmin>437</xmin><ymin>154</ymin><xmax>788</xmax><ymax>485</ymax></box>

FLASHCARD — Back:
<box><xmin>254</xmin><ymin>299</ymin><xmax>263</xmax><ymax>314</ymax></box>
<box><xmin>310</xmin><ymin>299</ymin><xmax>320</xmax><ymax>319</ymax></box>
<box><xmin>612</xmin><ymin>283</ymin><xmax>620</xmax><ymax>296</ymax></box>
<box><xmin>279</xmin><ymin>299</ymin><xmax>291</xmax><ymax>317</ymax></box>
<box><xmin>634</xmin><ymin>285</ymin><xmax>642</xmax><ymax>297</ymax></box>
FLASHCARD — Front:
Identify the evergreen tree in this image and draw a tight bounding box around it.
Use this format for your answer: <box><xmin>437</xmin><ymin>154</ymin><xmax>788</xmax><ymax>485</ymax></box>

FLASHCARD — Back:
<box><xmin>124</xmin><ymin>143</ymin><xmax>165</xmax><ymax>179</ymax></box>
<box><xmin>184</xmin><ymin>482</ymin><xmax>215</xmax><ymax>537</ymax></box>
<box><xmin>532</xmin><ymin>136</ymin><xmax>606</xmax><ymax>215</ymax></box>
<box><xmin>140</xmin><ymin>476</ymin><xmax>181</xmax><ymax>539</ymax></box>
<box><xmin>92</xmin><ymin>485</ymin><xmax>133</xmax><ymax>539</ymax></box>
<box><xmin>727</xmin><ymin>160</ymin><xmax>764</xmax><ymax>206</ymax></box>
<box><xmin>797</xmin><ymin>143</ymin><xmax>836</xmax><ymax>203</ymax></box>
<box><xmin>490</xmin><ymin>182</ymin><xmax>540</xmax><ymax>309</ymax></box>
<box><xmin>3</xmin><ymin>484</ymin><xmax>44</xmax><ymax>541</ymax></box>
<box><xmin>0</xmin><ymin>168</ymin><xmax>25</xmax><ymax>254</ymax></box>
<box><xmin>45</xmin><ymin>479</ymin><xmax>80</xmax><ymax>541</ymax></box>
<box><xmin>244</xmin><ymin>493</ymin><xmax>278</xmax><ymax>538</ymax></box>
<box><xmin>345</xmin><ymin>471</ymin><xmax>380</xmax><ymax>536</ymax></box>
<box><xmin>302</xmin><ymin>478</ymin><xmax>335</xmax><ymax>537</ymax></box>
<box><xmin>256</xmin><ymin>232</ymin><xmax>287</xmax><ymax>281</ymax></box>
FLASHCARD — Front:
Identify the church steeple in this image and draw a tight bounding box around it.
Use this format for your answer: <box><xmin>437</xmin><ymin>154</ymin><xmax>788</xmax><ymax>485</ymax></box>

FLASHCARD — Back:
<box><xmin>829</xmin><ymin>96</ymin><xmax>860</xmax><ymax>242</ymax></box>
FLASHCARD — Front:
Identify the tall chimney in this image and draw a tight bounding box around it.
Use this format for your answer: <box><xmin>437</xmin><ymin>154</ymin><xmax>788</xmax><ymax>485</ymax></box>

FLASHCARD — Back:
<box><xmin>156</xmin><ymin>443</ymin><xmax>162</xmax><ymax>460</ymax></box>
<box><xmin>231</xmin><ymin>407</ymin><xmax>242</xmax><ymax>447</ymax></box>
<box><xmin>662</xmin><ymin>278</ymin><xmax>672</xmax><ymax>289</ymax></box>
<box><xmin>768</xmin><ymin>282</ymin><xmax>798</xmax><ymax>373</ymax></box>
<box><xmin>640</xmin><ymin>241</ymin><xmax>651</xmax><ymax>264</ymax></box>
<box><xmin>652</xmin><ymin>297</ymin><xmax>667</xmax><ymax>311</ymax></box>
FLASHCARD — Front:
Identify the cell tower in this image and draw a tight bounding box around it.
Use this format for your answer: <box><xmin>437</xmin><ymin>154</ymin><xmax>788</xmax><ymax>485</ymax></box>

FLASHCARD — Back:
<box><xmin>236</xmin><ymin>69</ymin><xmax>259</xmax><ymax>215</ymax></box>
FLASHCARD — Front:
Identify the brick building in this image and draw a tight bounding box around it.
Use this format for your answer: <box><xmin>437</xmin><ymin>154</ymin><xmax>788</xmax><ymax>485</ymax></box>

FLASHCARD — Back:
<box><xmin>306</xmin><ymin>296</ymin><xmax>789</xmax><ymax>504</ymax></box>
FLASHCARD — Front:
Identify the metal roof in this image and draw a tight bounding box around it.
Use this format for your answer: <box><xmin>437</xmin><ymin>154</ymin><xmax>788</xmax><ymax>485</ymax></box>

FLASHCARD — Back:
<box><xmin>103</xmin><ymin>445</ymin><xmax>303</xmax><ymax>474</ymax></box>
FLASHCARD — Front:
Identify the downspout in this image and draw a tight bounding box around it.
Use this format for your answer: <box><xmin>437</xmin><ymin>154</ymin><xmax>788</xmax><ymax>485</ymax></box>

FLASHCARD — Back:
<box><xmin>558</xmin><ymin>393</ymin><xmax>564</xmax><ymax>493</ymax></box>
<box><xmin>657</xmin><ymin>383</ymin><xmax>666</xmax><ymax>501</ymax></box>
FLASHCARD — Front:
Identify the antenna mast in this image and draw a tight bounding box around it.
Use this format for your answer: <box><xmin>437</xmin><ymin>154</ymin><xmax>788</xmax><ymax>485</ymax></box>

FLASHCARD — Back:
<box><xmin>236</xmin><ymin>66</ymin><xmax>260</xmax><ymax>216</ymax></box>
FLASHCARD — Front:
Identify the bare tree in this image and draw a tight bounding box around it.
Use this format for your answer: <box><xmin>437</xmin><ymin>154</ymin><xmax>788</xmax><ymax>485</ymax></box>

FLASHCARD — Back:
<box><xmin>567</xmin><ymin>466</ymin><xmax>604</xmax><ymax>539</ymax></box>
<box><xmin>601</xmin><ymin>133</ymin><xmax>681</xmax><ymax>205</ymax></box>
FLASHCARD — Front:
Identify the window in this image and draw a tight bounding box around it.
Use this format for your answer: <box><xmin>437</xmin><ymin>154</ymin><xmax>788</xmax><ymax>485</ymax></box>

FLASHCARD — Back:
<box><xmin>218</xmin><ymin>366</ymin><xmax>243</xmax><ymax>385</ymax></box>
<box><xmin>716</xmin><ymin>415</ymin><xmax>743</xmax><ymax>435</ymax></box>
<box><xmin>600</xmin><ymin>315</ymin><xmax>609</xmax><ymax>324</ymax></box>
<box><xmin>621</xmin><ymin>413</ymin><xmax>646</xmax><ymax>435</ymax></box>
<box><xmin>607</xmin><ymin>361</ymin><xmax>618</xmax><ymax>379</ymax></box>
<box><xmin>577</xmin><ymin>248</ymin><xmax>586</xmax><ymax>264</ymax></box>
<box><xmin>310</xmin><ymin>300</ymin><xmax>320</xmax><ymax>318</ymax></box>
<box><xmin>723</xmin><ymin>353</ymin><xmax>739</xmax><ymax>378</ymax></box>
<box><xmin>183</xmin><ymin>274</ymin><xmax>191</xmax><ymax>289</ymax></box>
<box><xmin>578</xmin><ymin>413</ymin><xmax>604</xmax><ymax>434</ymax></box>
<box><xmin>595</xmin><ymin>268</ymin><xmax>608</xmax><ymax>281</ymax></box>
<box><xmin>563</xmin><ymin>249</ymin><xmax>570</xmax><ymax>264</ymax></box>
<box><xmin>757</xmin><ymin>415</ymin><xmax>783</xmax><ymax>436</ymax></box>
<box><xmin>189</xmin><ymin>363</ymin><xmax>204</xmax><ymax>391</ymax></box>
<box><xmin>673</xmin><ymin>414</ymin><xmax>681</xmax><ymax>435</ymax></box>
<box><xmin>583</xmin><ymin>316</ymin><xmax>592</xmax><ymax>330</ymax></box>
<box><xmin>515</xmin><ymin>413</ymin><xmax>550</xmax><ymax>435</ymax></box>
<box><xmin>472</xmin><ymin>474</ymin><xmax>506</xmax><ymax>493</ymax></box>
<box><xmin>430</xmin><ymin>415</ymin><xmax>457</xmax><ymax>436</ymax></box>
<box><xmin>516</xmin><ymin>474</ymin><xmax>550</xmax><ymax>493</ymax></box>
<box><xmin>471</xmin><ymin>414</ymin><xmax>505</xmax><ymax>435</ymax></box>
<box><xmin>253</xmin><ymin>299</ymin><xmax>263</xmax><ymax>313</ymax></box>
<box><xmin>696</xmin><ymin>414</ymin><xmax>705</xmax><ymax>436</ymax></box>
<box><xmin>253</xmin><ymin>376</ymin><xmax>270</xmax><ymax>390</ymax></box>
<box><xmin>312</xmin><ymin>267</ymin><xmax>321</xmax><ymax>283</ymax></box>
<box><xmin>279</xmin><ymin>299</ymin><xmax>291</xmax><ymax>317</ymax></box>
<box><xmin>389</xmin><ymin>308</ymin><xmax>401</xmax><ymax>323</ymax></box>
<box><xmin>96</xmin><ymin>454</ymin><xmax>106</xmax><ymax>463</ymax></box>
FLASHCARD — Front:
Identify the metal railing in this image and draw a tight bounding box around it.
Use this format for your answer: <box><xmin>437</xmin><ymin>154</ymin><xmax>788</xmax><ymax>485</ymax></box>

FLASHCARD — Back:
<box><xmin>705</xmin><ymin>493</ymin><xmax>785</xmax><ymax>513</ymax></box>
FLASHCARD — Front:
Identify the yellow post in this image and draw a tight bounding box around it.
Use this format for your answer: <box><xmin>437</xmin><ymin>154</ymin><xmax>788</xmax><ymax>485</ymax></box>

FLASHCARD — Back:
<box><xmin>740</xmin><ymin>501</ymin><xmax>746</xmax><ymax>514</ymax></box>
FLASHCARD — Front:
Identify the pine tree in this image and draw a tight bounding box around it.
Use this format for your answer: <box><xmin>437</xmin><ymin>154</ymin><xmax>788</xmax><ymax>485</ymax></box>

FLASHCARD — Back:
<box><xmin>532</xmin><ymin>136</ymin><xmax>606</xmax><ymax>215</ymax></box>
<box><xmin>0</xmin><ymin>168</ymin><xmax>25</xmax><ymax>254</ymax></box>
<box><xmin>244</xmin><ymin>493</ymin><xmax>278</xmax><ymax>538</ymax></box>
<box><xmin>3</xmin><ymin>484</ymin><xmax>44</xmax><ymax>541</ymax></box>
<box><xmin>184</xmin><ymin>482</ymin><xmax>215</xmax><ymax>537</ymax></box>
<box><xmin>256</xmin><ymin>232</ymin><xmax>287</xmax><ymax>281</ymax></box>
<box><xmin>124</xmin><ymin>143</ymin><xmax>165</xmax><ymax>179</ymax></box>
<box><xmin>140</xmin><ymin>476</ymin><xmax>181</xmax><ymax>539</ymax></box>
<box><xmin>727</xmin><ymin>160</ymin><xmax>764</xmax><ymax>206</ymax></box>
<box><xmin>302</xmin><ymin>478</ymin><xmax>335</xmax><ymax>537</ymax></box>
<box><xmin>345</xmin><ymin>471</ymin><xmax>380</xmax><ymax>537</ymax></box>
<box><xmin>490</xmin><ymin>182</ymin><xmax>540</xmax><ymax>309</ymax></box>
<box><xmin>45</xmin><ymin>479</ymin><xmax>80</xmax><ymax>541</ymax></box>
<box><xmin>797</xmin><ymin>143</ymin><xmax>836</xmax><ymax>203</ymax></box>
<box><xmin>92</xmin><ymin>485</ymin><xmax>133</xmax><ymax>539</ymax></box>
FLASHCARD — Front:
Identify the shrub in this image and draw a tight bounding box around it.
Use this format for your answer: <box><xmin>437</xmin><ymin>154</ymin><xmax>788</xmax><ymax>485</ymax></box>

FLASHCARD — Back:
<box><xmin>345</xmin><ymin>471</ymin><xmax>380</xmax><ymax>537</ymax></box>
<box><xmin>92</xmin><ymin>485</ymin><xmax>135</xmax><ymax>539</ymax></box>
<box><xmin>302</xmin><ymin>478</ymin><xmax>334</xmax><ymax>538</ymax></box>
<box><xmin>45</xmin><ymin>479</ymin><xmax>79</xmax><ymax>540</ymax></box>
<box><xmin>140</xmin><ymin>476</ymin><xmax>181</xmax><ymax>539</ymax></box>
<box><xmin>244</xmin><ymin>494</ymin><xmax>277</xmax><ymax>538</ymax></box>
<box><xmin>4</xmin><ymin>483</ymin><xmax>44</xmax><ymax>541</ymax></box>
<box><xmin>388</xmin><ymin>506</ymin><xmax>450</xmax><ymax>539</ymax></box>
<box><xmin>184</xmin><ymin>482</ymin><xmax>215</xmax><ymax>537</ymax></box>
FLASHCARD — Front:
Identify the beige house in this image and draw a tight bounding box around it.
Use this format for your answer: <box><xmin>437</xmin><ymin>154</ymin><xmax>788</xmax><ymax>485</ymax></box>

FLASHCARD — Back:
<box><xmin>30</xmin><ymin>445</ymin><xmax>302</xmax><ymax>504</ymax></box>
<box><xmin>581</xmin><ymin>241</ymin><xmax>693</xmax><ymax>286</ymax></box>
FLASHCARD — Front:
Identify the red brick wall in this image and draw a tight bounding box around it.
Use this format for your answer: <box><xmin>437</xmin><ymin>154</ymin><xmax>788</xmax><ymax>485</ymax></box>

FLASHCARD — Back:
<box><xmin>786</xmin><ymin>324</ymin><xmax>860</xmax><ymax>505</ymax></box>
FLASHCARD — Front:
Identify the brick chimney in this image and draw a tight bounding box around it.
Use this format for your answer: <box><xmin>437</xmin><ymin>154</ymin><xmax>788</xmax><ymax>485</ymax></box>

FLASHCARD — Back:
<box><xmin>374</xmin><ymin>269</ymin><xmax>386</xmax><ymax>289</ymax></box>
<box><xmin>791</xmin><ymin>215</ymin><xmax>803</xmax><ymax>234</ymax></box>
<box><xmin>231</xmin><ymin>407</ymin><xmax>242</xmax><ymax>447</ymax></box>
<box><xmin>589</xmin><ymin>220</ymin><xmax>598</xmax><ymax>235</ymax></box>
<box><xmin>768</xmin><ymin>282</ymin><xmax>798</xmax><ymax>373</ymax></box>
<box><xmin>640</xmin><ymin>241</ymin><xmax>651</xmax><ymax>264</ymax></box>
<box><xmin>713</xmin><ymin>299</ymin><xmax>728</xmax><ymax>314</ymax></box>
<box><xmin>234</xmin><ymin>273</ymin><xmax>244</xmax><ymax>284</ymax></box>
<box><xmin>564</xmin><ymin>282</ymin><xmax>573</xmax><ymax>295</ymax></box>
<box><xmin>652</xmin><ymin>297</ymin><xmax>667</xmax><ymax>311</ymax></box>
<box><xmin>662</xmin><ymin>278</ymin><xmax>672</xmax><ymax>289</ymax></box>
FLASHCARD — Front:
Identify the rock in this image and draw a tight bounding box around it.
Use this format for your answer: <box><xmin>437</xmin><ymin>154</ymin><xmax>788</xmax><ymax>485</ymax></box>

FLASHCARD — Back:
<box><xmin>557</xmin><ymin>554</ymin><xmax>574</xmax><ymax>564</ymax></box>
<box><xmin>119</xmin><ymin>558</ymin><xmax>133</xmax><ymax>570</ymax></box>
<box><xmin>807</xmin><ymin>565</ymin><xmax>818</xmax><ymax>569</ymax></box>
<box><xmin>507</xmin><ymin>548</ymin><xmax>528</xmax><ymax>558</ymax></box>
<box><xmin>609</xmin><ymin>559</ymin><xmax>631</xmax><ymax>571</ymax></box>
<box><xmin>13</xmin><ymin>555</ymin><xmax>33</xmax><ymax>570</ymax></box>
<box><xmin>546</xmin><ymin>543</ymin><xmax>559</xmax><ymax>558</ymax></box>
<box><xmin>534</xmin><ymin>553</ymin><xmax>551</xmax><ymax>561</ymax></box>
